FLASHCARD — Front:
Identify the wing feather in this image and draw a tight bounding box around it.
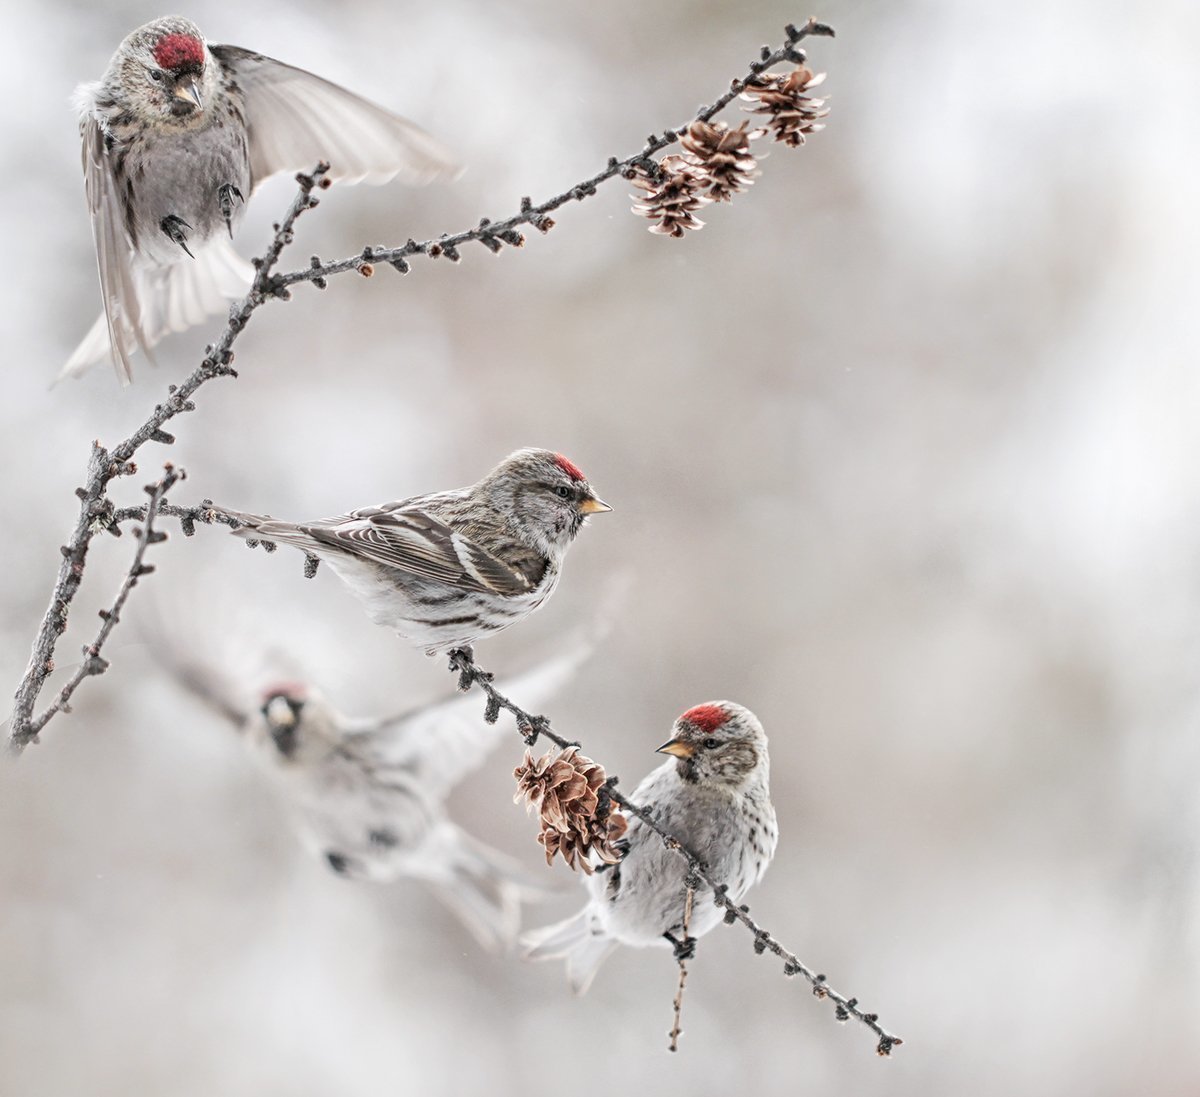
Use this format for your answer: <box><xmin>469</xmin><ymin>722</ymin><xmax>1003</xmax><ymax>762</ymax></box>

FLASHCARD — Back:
<box><xmin>210</xmin><ymin>44</ymin><xmax>461</xmax><ymax>188</ymax></box>
<box><xmin>309</xmin><ymin>507</ymin><xmax>534</xmax><ymax>596</ymax></box>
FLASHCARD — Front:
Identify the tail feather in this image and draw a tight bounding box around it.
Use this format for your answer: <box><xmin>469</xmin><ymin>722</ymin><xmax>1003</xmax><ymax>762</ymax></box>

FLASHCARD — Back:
<box><xmin>520</xmin><ymin>909</ymin><xmax>617</xmax><ymax>995</ymax></box>
<box><xmin>225</xmin><ymin>511</ymin><xmax>320</xmax><ymax>554</ymax></box>
<box><xmin>60</xmin><ymin>235</ymin><xmax>253</xmax><ymax>383</ymax></box>
<box><xmin>426</xmin><ymin>826</ymin><xmax>551</xmax><ymax>954</ymax></box>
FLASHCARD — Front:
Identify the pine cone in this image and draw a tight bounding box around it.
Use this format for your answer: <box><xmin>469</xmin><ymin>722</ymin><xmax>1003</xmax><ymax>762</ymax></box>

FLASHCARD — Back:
<box><xmin>680</xmin><ymin>120</ymin><xmax>761</xmax><ymax>202</ymax></box>
<box><xmin>741</xmin><ymin>66</ymin><xmax>829</xmax><ymax>148</ymax></box>
<box><xmin>514</xmin><ymin>747</ymin><xmax>629</xmax><ymax>874</ymax></box>
<box><xmin>629</xmin><ymin>155</ymin><xmax>711</xmax><ymax>237</ymax></box>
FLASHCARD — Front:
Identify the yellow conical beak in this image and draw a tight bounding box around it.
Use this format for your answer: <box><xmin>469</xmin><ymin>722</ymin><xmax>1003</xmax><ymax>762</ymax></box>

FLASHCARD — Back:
<box><xmin>656</xmin><ymin>738</ymin><xmax>695</xmax><ymax>758</ymax></box>
<box><xmin>175</xmin><ymin>80</ymin><xmax>203</xmax><ymax>110</ymax></box>
<box><xmin>580</xmin><ymin>495</ymin><xmax>612</xmax><ymax>515</ymax></box>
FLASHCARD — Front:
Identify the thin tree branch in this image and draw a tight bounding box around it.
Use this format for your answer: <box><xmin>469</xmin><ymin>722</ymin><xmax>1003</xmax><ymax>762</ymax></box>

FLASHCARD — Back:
<box><xmin>14</xmin><ymin>465</ymin><xmax>183</xmax><ymax>742</ymax></box>
<box><xmin>270</xmin><ymin>19</ymin><xmax>834</xmax><ymax>289</ymax></box>
<box><xmin>6</xmin><ymin>168</ymin><xmax>327</xmax><ymax>752</ymax></box>
<box><xmin>447</xmin><ymin>647</ymin><xmax>902</xmax><ymax>1057</ymax></box>
<box><xmin>669</xmin><ymin>873</ymin><xmax>698</xmax><ymax>1052</ymax></box>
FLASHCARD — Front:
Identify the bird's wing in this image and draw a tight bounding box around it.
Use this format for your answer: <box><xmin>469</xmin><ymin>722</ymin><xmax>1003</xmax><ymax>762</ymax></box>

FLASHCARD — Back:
<box><xmin>78</xmin><ymin>115</ymin><xmax>147</xmax><ymax>385</ymax></box>
<box><xmin>138</xmin><ymin>592</ymin><xmax>312</xmax><ymax>731</ymax></box>
<box><xmin>64</xmin><ymin>120</ymin><xmax>253</xmax><ymax>383</ymax></box>
<box><xmin>210</xmin><ymin>44</ymin><xmax>461</xmax><ymax>188</ymax></box>
<box><xmin>358</xmin><ymin>633</ymin><xmax>598</xmax><ymax>798</ymax></box>
<box><xmin>307</xmin><ymin>506</ymin><xmax>535</xmax><ymax>596</ymax></box>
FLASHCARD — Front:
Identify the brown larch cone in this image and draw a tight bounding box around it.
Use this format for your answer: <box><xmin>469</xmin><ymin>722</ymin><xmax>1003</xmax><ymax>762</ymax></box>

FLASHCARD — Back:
<box><xmin>680</xmin><ymin>120</ymin><xmax>761</xmax><ymax>202</ymax></box>
<box><xmin>514</xmin><ymin>746</ymin><xmax>629</xmax><ymax>874</ymax></box>
<box><xmin>740</xmin><ymin>66</ymin><xmax>830</xmax><ymax>148</ymax></box>
<box><xmin>629</xmin><ymin>155</ymin><xmax>711</xmax><ymax>237</ymax></box>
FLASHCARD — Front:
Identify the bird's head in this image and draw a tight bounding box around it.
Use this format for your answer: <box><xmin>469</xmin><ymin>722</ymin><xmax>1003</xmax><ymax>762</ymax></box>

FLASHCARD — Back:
<box><xmin>657</xmin><ymin>701</ymin><xmax>769</xmax><ymax>789</ymax></box>
<box><xmin>113</xmin><ymin>17</ymin><xmax>213</xmax><ymax>123</ymax></box>
<box><xmin>478</xmin><ymin>448</ymin><xmax>611</xmax><ymax>555</ymax></box>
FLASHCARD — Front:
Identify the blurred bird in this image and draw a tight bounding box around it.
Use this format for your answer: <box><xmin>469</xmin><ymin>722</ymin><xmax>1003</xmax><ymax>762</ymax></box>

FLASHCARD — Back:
<box><xmin>226</xmin><ymin>448</ymin><xmax>612</xmax><ymax>655</ymax></box>
<box><xmin>520</xmin><ymin>701</ymin><xmax>777</xmax><ymax>993</ymax></box>
<box><xmin>65</xmin><ymin>15</ymin><xmax>460</xmax><ymax>383</ymax></box>
<box><xmin>157</xmin><ymin>629</ymin><xmax>600</xmax><ymax>952</ymax></box>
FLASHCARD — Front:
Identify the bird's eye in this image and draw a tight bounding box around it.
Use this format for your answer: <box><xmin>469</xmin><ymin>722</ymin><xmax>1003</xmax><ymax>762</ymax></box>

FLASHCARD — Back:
<box><xmin>554</xmin><ymin>485</ymin><xmax>573</xmax><ymax>500</ymax></box>
<box><xmin>149</xmin><ymin>69</ymin><xmax>165</xmax><ymax>83</ymax></box>
<box><xmin>703</xmin><ymin>737</ymin><xmax>720</xmax><ymax>750</ymax></box>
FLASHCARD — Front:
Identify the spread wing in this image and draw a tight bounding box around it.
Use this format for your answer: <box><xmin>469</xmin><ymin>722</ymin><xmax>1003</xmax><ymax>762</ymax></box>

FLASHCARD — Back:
<box><xmin>210</xmin><ymin>44</ymin><xmax>461</xmax><ymax>188</ymax></box>
<box><xmin>307</xmin><ymin>506</ymin><xmax>536</xmax><ymax>596</ymax></box>
<box><xmin>79</xmin><ymin>115</ymin><xmax>148</xmax><ymax>385</ymax></box>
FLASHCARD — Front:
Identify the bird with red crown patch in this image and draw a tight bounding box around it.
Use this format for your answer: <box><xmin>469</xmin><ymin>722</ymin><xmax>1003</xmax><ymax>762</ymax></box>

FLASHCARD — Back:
<box><xmin>65</xmin><ymin>15</ymin><xmax>461</xmax><ymax>383</ymax></box>
<box><xmin>521</xmin><ymin>700</ymin><xmax>777</xmax><ymax>994</ymax></box>
<box><xmin>223</xmin><ymin>448</ymin><xmax>612</xmax><ymax>656</ymax></box>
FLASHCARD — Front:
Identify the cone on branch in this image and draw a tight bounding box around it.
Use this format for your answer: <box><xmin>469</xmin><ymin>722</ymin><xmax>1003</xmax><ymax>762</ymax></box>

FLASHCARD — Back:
<box><xmin>514</xmin><ymin>746</ymin><xmax>629</xmax><ymax>874</ymax></box>
<box><xmin>680</xmin><ymin>120</ymin><xmax>761</xmax><ymax>202</ymax></box>
<box><xmin>740</xmin><ymin>66</ymin><xmax>829</xmax><ymax>147</ymax></box>
<box><xmin>629</xmin><ymin>155</ymin><xmax>711</xmax><ymax>237</ymax></box>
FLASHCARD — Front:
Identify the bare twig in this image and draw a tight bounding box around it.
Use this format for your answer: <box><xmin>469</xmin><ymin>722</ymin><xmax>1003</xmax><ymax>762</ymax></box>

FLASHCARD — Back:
<box><xmin>448</xmin><ymin>647</ymin><xmax>902</xmax><ymax>1056</ymax></box>
<box><xmin>669</xmin><ymin>874</ymin><xmax>698</xmax><ymax>1052</ymax></box>
<box><xmin>270</xmin><ymin>19</ymin><xmax>833</xmax><ymax>290</ymax></box>
<box><xmin>6</xmin><ymin>167</ymin><xmax>327</xmax><ymax>752</ymax></box>
<box><xmin>13</xmin><ymin>465</ymin><xmax>183</xmax><ymax>741</ymax></box>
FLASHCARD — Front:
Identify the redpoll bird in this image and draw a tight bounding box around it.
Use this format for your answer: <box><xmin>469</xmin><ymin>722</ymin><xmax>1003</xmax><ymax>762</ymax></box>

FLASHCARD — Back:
<box><xmin>65</xmin><ymin>15</ymin><xmax>460</xmax><ymax>383</ymax></box>
<box><xmin>227</xmin><ymin>449</ymin><xmax>611</xmax><ymax>656</ymax></box>
<box><xmin>157</xmin><ymin>632</ymin><xmax>597</xmax><ymax>951</ymax></box>
<box><xmin>520</xmin><ymin>701</ymin><xmax>777</xmax><ymax>993</ymax></box>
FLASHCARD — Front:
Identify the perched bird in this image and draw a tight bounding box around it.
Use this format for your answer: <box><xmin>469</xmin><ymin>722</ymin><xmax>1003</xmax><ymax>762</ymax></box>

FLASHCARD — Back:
<box><xmin>226</xmin><ymin>448</ymin><xmax>612</xmax><ymax>655</ymax></box>
<box><xmin>155</xmin><ymin>628</ymin><xmax>599</xmax><ymax>952</ymax></box>
<box><xmin>65</xmin><ymin>15</ymin><xmax>460</xmax><ymax>383</ymax></box>
<box><xmin>521</xmin><ymin>701</ymin><xmax>777</xmax><ymax>993</ymax></box>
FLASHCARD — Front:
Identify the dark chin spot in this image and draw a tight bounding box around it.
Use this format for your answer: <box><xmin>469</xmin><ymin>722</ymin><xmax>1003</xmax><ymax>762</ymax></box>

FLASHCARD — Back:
<box><xmin>677</xmin><ymin>757</ymin><xmax>698</xmax><ymax>783</ymax></box>
<box><xmin>270</xmin><ymin>725</ymin><xmax>296</xmax><ymax>757</ymax></box>
<box><xmin>325</xmin><ymin>851</ymin><xmax>351</xmax><ymax>875</ymax></box>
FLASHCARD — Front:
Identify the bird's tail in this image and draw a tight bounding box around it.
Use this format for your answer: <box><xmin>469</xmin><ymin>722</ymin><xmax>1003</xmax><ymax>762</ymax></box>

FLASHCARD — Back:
<box><xmin>519</xmin><ymin>908</ymin><xmax>617</xmax><ymax>995</ymax></box>
<box><xmin>59</xmin><ymin>234</ymin><xmax>253</xmax><ymax>383</ymax></box>
<box><xmin>225</xmin><ymin>511</ymin><xmax>320</xmax><ymax>553</ymax></box>
<box><xmin>425</xmin><ymin>825</ymin><xmax>552</xmax><ymax>954</ymax></box>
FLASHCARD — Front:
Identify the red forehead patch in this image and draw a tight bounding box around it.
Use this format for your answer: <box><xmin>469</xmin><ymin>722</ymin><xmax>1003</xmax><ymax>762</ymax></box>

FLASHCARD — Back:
<box><xmin>260</xmin><ymin>681</ymin><xmax>308</xmax><ymax>703</ymax></box>
<box><xmin>680</xmin><ymin>704</ymin><xmax>728</xmax><ymax>732</ymax></box>
<box><xmin>153</xmin><ymin>33</ymin><xmax>205</xmax><ymax>70</ymax></box>
<box><xmin>554</xmin><ymin>453</ymin><xmax>586</xmax><ymax>482</ymax></box>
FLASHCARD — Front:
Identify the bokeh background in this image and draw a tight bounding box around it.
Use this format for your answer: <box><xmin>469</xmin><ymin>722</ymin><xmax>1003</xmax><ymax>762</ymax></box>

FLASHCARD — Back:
<box><xmin>3</xmin><ymin>0</ymin><xmax>1198</xmax><ymax>1093</ymax></box>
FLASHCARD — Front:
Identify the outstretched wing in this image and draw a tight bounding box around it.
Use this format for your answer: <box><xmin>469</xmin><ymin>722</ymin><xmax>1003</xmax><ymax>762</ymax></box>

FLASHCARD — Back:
<box><xmin>65</xmin><ymin>112</ymin><xmax>253</xmax><ymax>384</ymax></box>
<box><xmin>78</xmin><ymin>115</ymin><xmax>147</xmax><ymax>385</ymax></box>
<box><xmin>358</xmin><ymin>635</ymin><xmax>598</xmax><ymax>798</ymax></box>
<box><xmin>307</xmin><ymin>505</ymin><xmax>537</xmax><ymax>596</ymax></box>
<box><xmin>210</xmin><ymin>44</ymin><xmax>461</xmax><ymax>188</ymax></box>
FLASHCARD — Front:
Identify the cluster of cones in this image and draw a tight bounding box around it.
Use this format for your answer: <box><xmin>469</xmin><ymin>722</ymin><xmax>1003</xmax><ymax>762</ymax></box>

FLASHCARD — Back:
<box><xmin>514</xmin><ymin>746</ymin><xmax>628</xmax><ymax>874</ymax></box>
<box><xmin>630</xmin><ymin>66</ymin><xmax>829</xmax><ymax>238</ymax></box>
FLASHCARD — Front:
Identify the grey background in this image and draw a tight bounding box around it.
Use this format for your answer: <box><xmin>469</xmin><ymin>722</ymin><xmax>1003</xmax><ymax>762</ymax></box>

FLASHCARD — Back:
<box><xmin>2</xmin><ymin>0</ymin><xmax>1198</xmax><ymax>1094</ymax></box>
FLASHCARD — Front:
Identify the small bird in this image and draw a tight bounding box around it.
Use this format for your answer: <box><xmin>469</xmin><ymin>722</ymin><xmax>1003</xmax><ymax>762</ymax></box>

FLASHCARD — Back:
<box><xmin>66</xmin><ymin>16</ymin><xmax>460</xmax><ymax>383</ymax></box>
<box><xmin>156</xmin><ymin>631</ymin><xmax>599</xmax><ymax>952</ymax></box>
<box><xmin>226</xmin><ymin>448</ymin><xmax>612</xmax><ymax>655</ymax></box>
<box><xmin>520</xmin><ymin>701</ymin><xmax>777</xmax><ymax>993</ymax></box>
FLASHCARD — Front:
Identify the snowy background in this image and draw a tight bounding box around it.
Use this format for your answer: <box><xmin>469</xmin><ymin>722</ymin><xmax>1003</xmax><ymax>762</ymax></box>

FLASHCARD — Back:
<box><xmin>2</xmin><ymin>0</ymin><xmax>1199</xmax><ymax>1094</ymax></box>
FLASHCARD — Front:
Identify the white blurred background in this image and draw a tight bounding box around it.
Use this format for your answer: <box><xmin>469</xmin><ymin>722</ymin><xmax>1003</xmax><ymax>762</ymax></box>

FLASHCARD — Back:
<box><xmin>3</xmin><ymin>0</ymin><xmax>1199</xmax><ymax>1093</ymax></box>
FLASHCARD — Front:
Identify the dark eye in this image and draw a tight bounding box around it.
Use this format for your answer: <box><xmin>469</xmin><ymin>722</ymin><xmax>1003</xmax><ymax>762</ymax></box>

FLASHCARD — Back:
<box><xmin>554</xmin><ymin>485</ymin><xmax>572</xmax><ymax>499</ymax></box>
<box><xmin>703</xmin><ymin>737</ymin><xmax>720</xmax><ymax>750</ymax></box>
<box><xmin>149</xmin><ymin>69</ymin><xmax>165</xmax><ymax>82</ymax></box>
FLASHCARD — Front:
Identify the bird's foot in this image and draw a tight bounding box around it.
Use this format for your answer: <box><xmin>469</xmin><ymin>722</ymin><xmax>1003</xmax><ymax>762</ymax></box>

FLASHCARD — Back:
<box><xmin>160</xmin><ymin>214</ymin><xmax>194</xmax><ymax>258</ymax></box>
<box><xmin>217</xmin><ymin>183</ymin><xmax>244</xmax><ymax>237</ymax></box>
<box><xmin>665</xmin><ymin>932</ymin><xmax>697</xmax><ymax>962</ymax></box>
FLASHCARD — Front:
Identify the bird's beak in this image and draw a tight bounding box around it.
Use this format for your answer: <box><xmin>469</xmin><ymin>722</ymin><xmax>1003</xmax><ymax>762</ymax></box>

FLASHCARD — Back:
<box><xmin>580</xmin><ymin>495</ymin><xmax>612</xmax><ymax>515</ymax></box>
<box><xmin>656</xmin><ymin>738</ymin><xmax>695</xmax><ymax>758</ymax></box>
<box><xmin>175</xmin><ymin>80</ymin><xmax>203</xmax><ymax>110</ymax></box>
<box><xmin>265</xmin><ymin>695</ymin><xmax>298</xmax><ymax>728</ymax></box>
